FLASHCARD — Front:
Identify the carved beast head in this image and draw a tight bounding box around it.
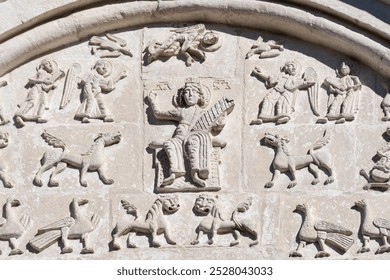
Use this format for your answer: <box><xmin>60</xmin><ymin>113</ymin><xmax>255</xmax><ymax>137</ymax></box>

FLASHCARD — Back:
<box><xmin>96</xmin><ymin>132</ymin><xmax>122</xmax><ymax>146</ymax></box>
<box><xmin>159</xmin><ymin>195</ymin><xmax>180</xmax><ymax>214</ymax></box>
<box><xmin>193</xmin><ymin>194</ymin><xmax>218</xmax><ymax>216</ymax></box>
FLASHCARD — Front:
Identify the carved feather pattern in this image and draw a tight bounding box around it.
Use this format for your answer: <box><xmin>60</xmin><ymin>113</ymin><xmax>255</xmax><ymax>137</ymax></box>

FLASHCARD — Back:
<box><xmin>20</xmin><ymin>213</ymin><xmax>30</xmax><ymax>228</ymax></box>
<box><xmin>60</xmin><ymin>62</ymin><xmax>82</xmax><ymax>109</ymax></box>
<box><xmin>91</xmin><ymin>213</ymin><xmax>100</xmax><ymax>229</ymax></box>
<box><xmin>29</xmin><ymin>230</ymin><xmax>61</xmax><ymax>252</ymax></box>
<box><xmin>373</xmin><ymin>218</ymin><xmax>390</xmax><ymax>230</ymax></box>
<box><xmin>41</xmin><ymin>130</ymin><xmax>67</xmax><ymax>150</ymax></box>
<box><xmin>106</xmin><ymin>33</ymin><xmax>127</xmax><ymax>47</ymax></box>
<box><xmin>325</xmin><ymin>232</ymin><xmax>354</xmax><ymax>252</ymax></box>
<box><xmin>310</xmin><ymin>130</ymin><xmax>331</xmax><ymax>152</ymax></box>
<box><xmin>303</xmin><ymin>67</ymin><xmax>320</xmax><ymax>116</ymax></box>
<box><xmin>37</xmin><ymin>217</ymin><xmax>75</xmax><ymax>234</ymax></box>
<box><xmin>315</xmin><ymin>221</ymin><xmax>352</xmax><ymax>235</ymax></box>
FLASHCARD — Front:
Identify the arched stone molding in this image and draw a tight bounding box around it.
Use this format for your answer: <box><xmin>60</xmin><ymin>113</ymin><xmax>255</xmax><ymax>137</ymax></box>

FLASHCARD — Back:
<box><xmin>0</xmin><ymin>0</ymin><xmax>389</xmax><ymax>78</ymax></box>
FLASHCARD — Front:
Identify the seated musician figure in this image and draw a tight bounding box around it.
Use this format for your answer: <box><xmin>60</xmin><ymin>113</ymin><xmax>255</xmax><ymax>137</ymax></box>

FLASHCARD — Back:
<box><xmin>148</xmin><ymin>79</ymin><xmax>234</xmax><ymax>188</ymax></box>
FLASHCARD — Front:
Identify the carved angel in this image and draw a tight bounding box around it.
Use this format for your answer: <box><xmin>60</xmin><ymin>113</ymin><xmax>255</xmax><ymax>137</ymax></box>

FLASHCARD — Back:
<box><xmin>317</xmin><ymin>61</ymin><xmax>362</xmax><ymax>124</ymax></box>
<box><xmin>61</xmin><ymin>59</ymin><xmax>127</xmax><ymax>123</ymax></box>
<box><xmin>250</xmin><ymin>61</ymin><xmax>318</xmax><ymax>125</ymax></box>
<box><xmin>145</xmin><ymin>24</ymin><xmax>222</xmax><ymax>66</ymax></box>
<box><xmin>14</xmin><ymin>59</ymin><xmax>65</xmax><ymax>127</ymax></box>
<box><xmin>245</xmin><ymin>36</ymin><xmax>284</xmax><ymax>59</ymax></box>
<box><xmin>89</xmin><ymin>33</ymin><xmax>133</xmax><ymax>58</ymax></box>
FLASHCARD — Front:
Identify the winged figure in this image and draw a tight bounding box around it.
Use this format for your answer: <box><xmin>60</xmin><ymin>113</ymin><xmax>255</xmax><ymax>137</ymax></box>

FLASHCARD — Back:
<box><xmin>60</xmin><ymin>59</ymin><xmax>127</xmax><ymax>123</ymax></box>
<box><xmin>0</xmin><ymin>199</ymin><xmax>30</xmax><ymax>255</ymax></box>
<box><xmin>89</xmin><ymin>33</ymin><xmax>133</xmax><ymax>58</ymax></box>
<box><xmin>290</xmin><ymin>203</ymin><xmax>354</xmax><ymax>258</ymax></box>
<box><xmin>29</xmin><ymin>198</ymin><xmax>100</xmax><ymax>254</ymax></box>
<box><xmin>250</xmin><ymin>61</ymin><xmax>318</xmax><ymax>125</ymax></box>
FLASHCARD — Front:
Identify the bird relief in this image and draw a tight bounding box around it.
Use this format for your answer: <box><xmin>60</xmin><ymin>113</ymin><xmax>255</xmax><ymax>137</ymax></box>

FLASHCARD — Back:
<box><xmin>354</xmin><ymin>199</ymin><xmax>390</xmax><ymax>254</ymax></box>
<box><xmin>245</xmin><ymin>36</ymin><xmax>284</xmax><ymax>59</ymax></box>
<box><xmin>60</xmin><ymin>59</ymin><xmax>127</xmax><ymax>123</ymax></box>
<box><xmin>29</xmin><ymin>198</ymin><xmax>100</xmax><ymax>254</ymax></box>
<box><xmin>190</xmin><ymin>194</ymin><xmax>259</xmax><ymax>247</ymax></box>
<box><xmin>89</xmin><ymin>33</ymin><xmax>133</xmax><ymax>58</ymax></box>
<box><xmin>317</xmin><ymin>61</ymin><xmax>362</xmax><ymax>124</ymax></box>
<box><xmin>33</xmin><ymin>130</ymin><xmax>122</xmax><ymax>188</ymax></box>
<box><xmin>147</xmin><ymin>79</ymin><xmax>235</xmax><ymax>193</ymax></box>
<box><xmin>111</xmin><ymin>195</ymin><xmax>180</xmax><ymax>249</ymax></box>
<box><xmin>0</xmin><ymin>199</ymin><xmax>30</xmax><ymax>256</ymax></box>
<box><xmin>14</xmin><ymin>59</ymin><xmax>65</xmax><ymax>127</ymax></box>
<box><xmin>290</xmin><ymin>203</ymin><xmax>354</xmax><ymax>258</ymax></box>
<box><xmin>144</xmin><ymin>24</ymin><xmax>222</xmax><ymax>67</ymax></box>
<box><xmin>250</xmin><ymin>61</ymin><xmax>318</xmax><ymax>125</ymax></box>
<box><xmin>360</xmin><ymin>128</ymin><xmax>390</xmax><ymax>191</ymax></box>
<box><xmin>262</xmin><ymin>130</ymin><xmax>334</xmax><ymax>189</ymax></box>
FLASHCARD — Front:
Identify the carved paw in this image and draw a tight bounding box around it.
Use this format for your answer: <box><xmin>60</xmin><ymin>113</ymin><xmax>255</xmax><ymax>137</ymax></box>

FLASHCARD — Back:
<box><xmin>249</xmin><ymin>240</ymin><xmax>259</xmax><ymax>247</ymax></box>
<box><xmin>111</xmin><ymin>242</ymin><xmax>121</xmax><ymax>251</ymax></box>
<box><xmin>3</xmin><ymin>181</ymin><xmax>13</xmax><ymax>188</ymax></box>
<box><xmin>363</xmin><ymin>184</ymin><xmax>371</xmax><ymax>191</ymax></box>
<box><xmin>315</xmin><ymin>251</ymin><xmax>330</xmax><ymax>258</ymax></box>
<box><xmin>207</xmin><ymin>239</ymin><xmax>214</xmax><ymax>245</ymax></box>
<box><xmin>49</xmin><ymin>180</ymin><xmax>59</xmax><ymax>187</ymax></box>
<box><xmin>152</xmin><ymin>241</ymin><xmax>161</xmax><ymax>248</ymax></box>
<box><xmin>9</xmin><ymin>249</ymin><xmax>23</xmax><ymax>256</ymax></box>
<box><xmin>166</xmin><ymin>240</ymin><xmax>176</xmax><ymax>245</ymax></box>
<box><xmin>287</xmin><ymin>181</ymin><xmax>297</xmax><ymax>189</ymax></box>
<box><xmin>265</xmin><ymin>182</ymin><xmax>274</xmax><ymax>188</ymax></box>
<box><xmin>230</xmin><ymin>240</ymin><xmax>239</xmax><ymax>247</ymax></box>
<box><xmin>289</xmin><ymin>251</ymin><xmax>303</xmax><ymax>258</ymax></box>
<box><xmin>190</xmin><ymin>240</ymin><xmax>199</xmax><ymax>246</ymax></box>
<box><xmin>357</xmin><ymin>247</ymin><xmax>370</xmax><ymax>254</ymax></box>
<box><xmin>33</xmin><ymin>177</ymin><xmax>43</xmax><ymax>187</ymax></box>
<box><xmin>80</xmin><ymin>180</ymin><xmax>88</xmax><ymax>187</ymax></box>
<box><xmin>80</xmin><ymin>247</ymin><xmax>94</xmax><ymax>254</ymax></box>
<box><xmin>375</xmin><ymin>245</ymin><xmax>390</xmax><ymax>254</ymax></box>
<box><xmin>127</xmin><ymin>242</ymin><xmax>137</xmax><ymax>249</ymax></box>
<box><xmin>311</xmin><ymin>178</ymin><xmax>320</xmax><ymax>185</ymax></box>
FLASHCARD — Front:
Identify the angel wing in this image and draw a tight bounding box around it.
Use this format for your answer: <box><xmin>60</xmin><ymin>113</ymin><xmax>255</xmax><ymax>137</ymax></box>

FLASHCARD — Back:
<box><xmin>121</xmin><ymin>200</ymin><xmax>138</xmax><ymax>217</ymax></box>
<box><xmin>60</xmin><ymin>63</ymin><xmax>82</xmax><ymax>109</ymax></box>
<box><xmin>315</xmin><ymin>220</ymin><xmax>353</xmax><ymax>235</ymax></box>
<box><xmin>303</xmin><ymin>67</ymin><xmax>320</xmax><ymax>116</ymax></box>
<box><xmin>373</xmin><ymin>217</ymin><xmax>390</xmax><ymax>230</ymax></box>
<box><xmin>106</xmin><ymin>33</ymin><xmax>127</xmax><ymax>47</ymax></box>
<box><xmin>172</xmin><ymin>24</ymin><xmax>206</xmax><ymax>34</ymax></box>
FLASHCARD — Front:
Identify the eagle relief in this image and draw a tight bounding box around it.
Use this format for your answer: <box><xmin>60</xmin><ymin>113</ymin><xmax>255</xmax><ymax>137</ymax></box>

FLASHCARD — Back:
<box><xmin>147</xmin><ymin>79</ymin><xmax>234</xmax><ymax>193</ymax></box>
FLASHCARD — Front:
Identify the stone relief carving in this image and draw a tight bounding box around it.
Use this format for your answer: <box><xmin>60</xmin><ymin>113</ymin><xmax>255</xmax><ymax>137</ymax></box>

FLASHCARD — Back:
<box><xmin>0</xmin><ymin>131</ymin><xmax>13</xmax><ymax>188</ymax></box>
<box><xmin>89</xmin><ymin>33</ymin><xmax>133</xmax><ymax>58</ymax></box>
<box><xmin>34</xmin><ymin>130</ymin><xmax>122</xmax><ymax>187</ymax></box>
<box><xmin>14</xmin><ymin>59</ymin><xmax>65</xmax><ymax>127</ymax></box>
<box><xmin>317</xmin><ymin>61</ymin><xmax>362</xmax><ymax>124</ymax></box>
<box><xmin>250</xmin><ymin>61</ymin><xmax>318</xmax><ymax>125</ymax></box>
<box><xmin>61</xmin><ymin>59</ymin><xmax>127</xmax><ymax>123</ymax></box>
<box><xmin>0</xmin><ymin>199</ymin><xmax>30</xmax><ymax>255</ymax></box>
<box><xmin>263</xmin><ymin>130</ymin><xmax>334</xmax><ymax>189</ymax></box>
<box><xmin>245</xmin><ymin>36</ymin><xmax>284</xmax><ymax>59</ymax></box>
<box><xmin>354</xmin><ymin>199</ymin><xmax>390</xmax><ymax>254</ymax></box>
<box><xmin>290</xmin><ymin>203</ymin><xmax>354</xmax><ymax>258</ymax></box>
<box><xmin>0</xmin><ymin>81</ymin><xmax>10</xmax><ymax>126</ymax></box>
<box><xmin>190</xmin><ymin>194</ymin><xmax>258</xmax><ymax>247</ymax></box>
<box><xmin>147</xmin><ymin>79</ymin><xmax>235</xmax><ymax>192</ymax></box>
<box><xmin>111</xmin><ymin>195</ymin><xmax>180</xmax><ymax>249</ymax></box>
<box><xmin>145</xmin><ymin>24</ymin><xmax>222</xmax><ymax>66</ymax></box>
<box><xmin>381</xmin><ymin>83</ymin><xmax>390</xmax><ymax>121</ymax></box>
<box><xmin>360</xmin><ymin>128</ymin><xmax>390</xmax><ymax>191</ymax></box>
<box><xmin>29</xmin><ymin>198</ymin><xmax>100</xmax><ymax>254</ymax></box>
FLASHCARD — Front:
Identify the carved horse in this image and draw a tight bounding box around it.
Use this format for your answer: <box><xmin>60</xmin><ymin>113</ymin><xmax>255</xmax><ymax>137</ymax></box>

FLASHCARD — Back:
<box><xmin>111</xmin><ymin>195</ymin><xmax>180</xmax><ymax>249</ymax></box>
<box><xmin>34</xmin><ymin>131</ymin><xmax>121</xmax><ymax>187</ymax></box>
<box><xmin>190</xmin><ymin>194</ymin><xmax>258</xmax><ymax>247</ymax></box>
<box><xmin>0</xmin><ymin>199</ymin><xmax>30</xmax><ymax>255</ymax></box>
<box><xmin>263</xmin><ymin>130</ymin><xmax>334</xmax><ymax>188</ymax></box>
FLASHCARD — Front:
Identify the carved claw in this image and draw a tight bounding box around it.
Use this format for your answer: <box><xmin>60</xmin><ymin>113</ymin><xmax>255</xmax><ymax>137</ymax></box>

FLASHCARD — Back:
<box><xmin>103</xmin><ymin>178</ymin><xmax>114</xmax><ymax>185</ymax></box>
<box><xmin>9</xmin><ymin>249</ymin><xmax>23</xmax><ymax>256</ymax></box>
<box><xmin>265</xmin><ymin>182</ymin><xmax>274</xmax><ymax>188</ymax></box>
<box><xmin>311</xmin><ymin>178</ymin><xmax>320</xmax><ymax>185</ymax></box>
<box><xmin>80</xmin><ymin>247</ymin><xmax>94</xmax><ymax>254</ymax></box>
<box><xmin>289</xmin><ymin>251</ymin><xmax>303</xmax><ymax>258</ymax></box>
<box><xmin>287</xmin><ymin>181</ymin><xmax>297</xmax><ymax>189</ymax></box>
<box><xmin>357</xmin><ymin>247</ymin><xmax>370</xmax><ymax>254</ymax></box>
<box><xmin>3</xmin><ymin>181</ymin><xmax>13</xmax><ymax>188</ymax></box>
<box><xmin>190</xmin><ymin>240</ymin><xmax>199</xmax><ymax>246</ymax></box>
<box><xmin>315</xmin><ymin>251</ymin><xmax>330</xmax><ymax>258</ymax></box>
<box><xmin>324</xmin><ymin>177</ymin><xmax>334</xmax><ymax>185</ymax></box>
<box><xmin>33</xmin><ymin>177</ymin><xmax>43</xmax><ymax>187</ymax></box>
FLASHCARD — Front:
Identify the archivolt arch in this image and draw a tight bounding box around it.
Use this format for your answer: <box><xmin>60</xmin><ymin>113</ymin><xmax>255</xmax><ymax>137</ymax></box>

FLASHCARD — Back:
<box><xmin>0</xmin><ymin>0</ymin><xmax>389</xmax><ymax>77</ymax></box>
